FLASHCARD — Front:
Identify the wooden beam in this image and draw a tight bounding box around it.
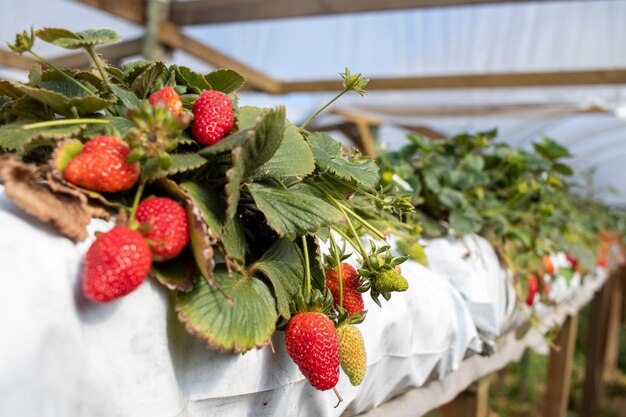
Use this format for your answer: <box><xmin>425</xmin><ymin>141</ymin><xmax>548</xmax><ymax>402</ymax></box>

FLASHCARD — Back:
<box><xmin>170</xmin><ymin>0</ymin><xmax>560</xmax><ymax>25</ymax></box>
<box><xmin>543</xmin><ymin>314</ymin><xmax>579</xmax><ymax>417</ymax></box>
<box><xmin>157</xmin><ymin>22</ymin><xmax>282</xmax><ymax>93</ymax></box>
<box><xmin>75</xmin><ymin>0</ymin><xmax>145</xmax><ymax>24</ymax></box>
<box><xmin>603</xmin><ymin>267</ymin><xmax>625</xmax><ymax>381</ymax></box>
<box><xmin>440</xmin><ymin>376</ymin><xmax>491</xmax><ymax>417</ymax></box>
<box><xmin>282</xmin><ymin>69</ymin><xmax>626</xmax><ymax>92</ymax></box>
<box><xmin>0</xmin><ymin>49</ymin><xmax>37</xmax><ymax>70</ymax></box>
<box><xmin>49</xmin><ymin>38</ymin><xmax>144</xmax><ymax>69</ymax></box>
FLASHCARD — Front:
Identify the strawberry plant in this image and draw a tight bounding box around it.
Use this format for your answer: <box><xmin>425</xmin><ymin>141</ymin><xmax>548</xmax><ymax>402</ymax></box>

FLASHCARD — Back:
<box><xmin>0</xmin><ymin>27</ymin><xmax>412</xmax><ymax>396</ymax></box>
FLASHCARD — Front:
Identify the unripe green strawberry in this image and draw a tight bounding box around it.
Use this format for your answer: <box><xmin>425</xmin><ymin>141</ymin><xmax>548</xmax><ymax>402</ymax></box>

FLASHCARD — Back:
<box><xmin>285</xmin><ymin>312</ymin><xmax>340</xmax><ymax>391</ymax></box>
<box><xmin>337</xmin><ymin>324</ymin><xmax>367</xmax><ymax>386</ymax></box>
<box><xmin>373</xmin><ymin>268</ymin><xmax>408</xmax><ymax>293</ymax></box>
<box><xmin>325</xmin><ymin>263</ymin><xmax>364</xmax><ymax>315</ymax></box>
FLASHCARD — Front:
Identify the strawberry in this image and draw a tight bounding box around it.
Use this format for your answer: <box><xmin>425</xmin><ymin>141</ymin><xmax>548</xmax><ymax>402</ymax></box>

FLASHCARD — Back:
<box><xmin>526</xmin><ymin>274</ymin><xmax>539</xmax><ymax>306</ymax></box>
<box><xmin>135</xmin><ymin>197</ymin><xmax>189</xmax><ymax>262</ymax></box>
<box><xmin>543</xmin><ymin>255</ymin><xmax>555</xmax><ymax>275</ymax></box>
<box><xmin>285</xmin><ymin>312</ymin><xmax>340</xmax><ymax>391</ymax></box>
<box><xmin>149</xmin><ymin>87</ymin><xmax>183</xmax><ymax>116</ymax></box>
<box><xmin>597</xmin><ymin>256</ymin><xmax>609</xmax><ymax>268</ymax></box>
<box><xmin>337</xmin><ymin>324</ymin><xmax>367</xmax><ymax>386</ymax></box>
<box><xmin>83</xmin><ymin>226</ymin><xmax>152</xmax><ymax>303</ymax></box>
<box><xmin>64</xmin><ymin>136</ymin><xmax>140</xmax><ymax>193</ymax></box>
<box><xmin>373</xmin><ymin>268</ymin><xmax>409</xmax><ymax>293</ymax></box>
<box><xmin>565</xmin><ymin>253</ymin><xmax>578</xmax><ymax>270</ymax></box>
<box><xmin>192</xmin><ymin>90</ymin><xmax>235</xmax><ymax>146</ymax></box>
<box><xmin>325</xmin><ymin>263</ymin><xmax>364</xmax><ymax>315</ymax></box>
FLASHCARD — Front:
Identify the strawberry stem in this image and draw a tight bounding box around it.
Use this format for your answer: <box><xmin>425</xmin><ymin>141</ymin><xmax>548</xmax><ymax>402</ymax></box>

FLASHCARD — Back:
<box><xmin>27</xmin><ymin>49</ymin><xmax>96</xmax><ymax>97</ymax></box>
<box><xmin>86</xmin><ymin>45</ymin><xmax>113</xmax><ymax>91</ymax></box>
<box><xmin>299</xmin><ymin>89</ymin><xmax>348</xmax><ymax>131</ymax></box>
<box><xmin>22</xmin><ymin>118</ymin><xmax>109</xmax><ymax>130</ymax></box>
<box><xmin>329</xmin><ymin>232</ymin><xmax>344</xmax><ymax>308</ymax></box>
<box><xmin>129</xmin><ymin>180</ymin><xmax>146</xmax><ymax>224</ymax></box>
<box><xmin>302</xmin><ymin>235</ymin><xmax>312</xmax><ymax>296</ymax></box>
<box><xmin>332</xmin><ymin>387</ymin><xmax>343</xmax><ymax>408</ymax></box>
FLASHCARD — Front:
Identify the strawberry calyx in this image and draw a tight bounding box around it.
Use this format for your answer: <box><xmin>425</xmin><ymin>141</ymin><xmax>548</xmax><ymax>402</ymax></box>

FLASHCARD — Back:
<box><xmin>290</xmin><ymin>288</ymin><xmax>335</xmax><ymax>318</ymax></box>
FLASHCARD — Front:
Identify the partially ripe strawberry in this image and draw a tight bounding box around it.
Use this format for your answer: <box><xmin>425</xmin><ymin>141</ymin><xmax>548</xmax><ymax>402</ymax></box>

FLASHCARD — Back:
<box><xmin>149</xmin><ymin>86</ymin><xmax>182</xmax><ymax>116</ymax></box>
<box><xmin>337</xmin><ymin>324</ymin><xmax>367</xmax><ymax>386</ymax></box>
<box><xmin>285</xmin><ymin>312</ymin><xmax>340</xmax><ymax>391</ymax></box>
<box><xmin>192</xmin><ymin>90</ymin><xmax>234</xmax><ymax>146</ymax></box>
<box><xmin>83</xmin><ymin>226</ymin><xmax>152</xmax><ymax>303</ymax></box>
<box><xmin>325</xmin><ymin>263</ymin><xmax>364</xmax><ymax>315</ymax></box>
<box><xmin>597</xmin><ymin>256</ymin><xmax>609</xmax><ymax>268</ymax></box>
<box><xmin>64</xmin><ymin>136</ymin><xmax>140</xmax><ymax>193</ymax></box>
<box><xmin>526</xmin><ymin>274</ymin><xmax>539</xmax><ymax>306</ymax></box>
<box><xmin>135</xmin><ymin>197</ymin><xmax>189</xmax><ymax>262</ymax></box>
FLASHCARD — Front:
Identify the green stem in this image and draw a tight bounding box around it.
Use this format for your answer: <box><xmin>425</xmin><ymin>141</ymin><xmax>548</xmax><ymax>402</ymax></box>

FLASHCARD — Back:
<box><xmin>302</xmin><ymin>235</ymin><xmax>312</xmax><ymax>296</ymax></box>
<box><xmin>28</xmin><ymin>50</ymin><xmax>95</xmax><ymax>97</ymax></box>
<box><xmin>86</xmin><ymin>46</ymin><xmax>113</xmax><ymax>91</ymax></box>
<box><xmin>129</xmin><ymin>180</ymin><xmax>146</xmax><ymax>223</ymax></box>
<box><xmin>329</xmin><ymin>232</ymin><xmax>344</xmax><ymax>308</ymax></box>
<box><xmin>274</xmin><ymin>177</ymin><xmax>289</xmax><ymax>190</ymax></box>
<box><xmin>332</xmin><ymin>204</ymin><xmax>371</xmax><ymax>268</ymax></box>
<box><xmin>327</xmin><ymin>193</ymin><xmax>385</xmax><ymax>240</ymax></box>
<box><xmin>22</xmin><ymin>118</ymin><xmax>109</xmax><ymax>130</ymax></box>
<box><xmin>299</xmin><ymin>89</ymin><xmax>348</xmax><ymax>131</ymax></box>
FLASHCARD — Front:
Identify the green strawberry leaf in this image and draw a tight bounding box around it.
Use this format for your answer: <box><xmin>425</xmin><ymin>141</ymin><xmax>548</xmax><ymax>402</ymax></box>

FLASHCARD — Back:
<box><xmin>132</xmin><ymin>62</ymin><xmax>167</xmax><ymax>99</ymax></box>
<box><xmin>533</xmin><ymin>137</ymin><xmax>570</xmax><ymax>160</ymax></box>
<box><xmin>222</xmin><ymin>215</ymin><xmax>246</xmax><ymax>262</ymax></box>
<box><xmin>141</xmin><ymin>153</ymin><xmax>208</xmax><ymax>182</ymax></box>
<box><xmin>150</xmin><ymin>248</ymin><xmax>196</xmax><ymax>292</ymax></box>
<box><xmin>252</xmin><ymin>238</ymin><xmax>304</xmax><ymax>319</ymax></box>
<box><xmin>39</xmin><ymin>79</ymin><xmax>96</xmax><ymax>98</ymax></box>
<box><xmin>176</xmin><ymin>267</ymin><xmax>277</xmax><ymax>352</ymax></box>
<box><xmin>36</xmin><ymin>28</ymin><xmax>120</xmax><ymax>49</ymax></box>
<box><xmin>307</xmin><ymin>132</ymin><xmax>379</xmax><ymax>191</ymax></box>
<box><xmin>247</xmin><ymin>121</ymin><xmax>315</xmax><ymax>180</ymax></box>
<box><xmin>438</xmin><ymin>187</ymin><xmax>468</xmax><ymax>210</ymax></box>
<box><xmin>13</xmin><ymin>83</ymin><xmax>115</xmax><ymax>117</ymax></box>
<box><xmin>197</xmin><ymin>129</ymin><xmax>253</xmax><ymax>156</ymax></box>
<box><xmin>557</xmin><ymin>266</ymin><xmax>575</xmax><ymax>284</ymax></box>
<box><xmin>0</xmin><ymin>120</ymin><xmax>84</xmax><ymax>153</ymax></box>
<box><xmin>224</xmin><ymin>107</ymin><xmax>286</xmax><ymax>218</ymax></box>
<box><xmin>449</xmin><ymin>208</ymin><xmax>483</xmax><ymax>235</ymax></box>
<box><xmin>205</xmin><ymin>69</ymin><xmax>246</xmax><ymax>95</ymax></box>
<box><xmin>248</xmin><ymin>182</ymin><xmax>343</xmax><ymax>239</ymax></box>
<box><xmin>174</xmin><ymin>66</ymin><xmax>211</xmax><ymax>94</ymax></box>
<box><xmin>553</xmin><ymin>163</ymin><xmax>574</xmax><ymax>176</ymax></box>
<box><xmin>110</xmin><ymin>85</ymin><xmax>142</xmax><ymax>111</ymax></box>
<box><xmin>237</xmin><ymin>106</ymin><xmax>265</xmax><ymax>130</ymax></box>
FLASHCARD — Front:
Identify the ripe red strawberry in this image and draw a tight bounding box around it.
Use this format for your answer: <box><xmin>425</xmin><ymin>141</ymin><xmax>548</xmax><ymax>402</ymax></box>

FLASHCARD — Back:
<box><xmin>565</xmin><ymin>253</ymin><xmax>578</xmax><ymax>270</ymax></box>
<box><xmin>192</xmin><ymin>90</ymin><xmax>234</xmax><ymax>146</ymax></box>
<box><xmin>285</xmin><ymin>312</ymin><xmax>340</xmax><ymax>391</ymax></box>
<box><xmin>149</xmin><ymin>86</ymin><xmax>182</xmax><ymax>116</ymax></box>
<box><xmin>543</xmin><ymin>255</ymin><xmax>555</xmax><ymax>275</ymax></box>
<box><xmin>83</xmin><ymin>226</ymin><xmax>152</xmax><ymax>303</ymax></box>
<box><xmin>325</xmin><ymin>263</ymin><xmax>364</xmax><ymax>315</ymax></box>
<box><xmin>526</xmin><ymin>274</ymin><xmax>539</xmax><ymax>306</ymax></box>
<box><xmin>337</xmin><ymin>324</ymin><xmax>367</xmax><ymax>386</ymax></box>
<box><xmin>135</xmin><ymin>197</ymin><xmax>189</xmax><ymax>262</ymax></box>
<box><xmin>64</xmin><ymin>136</ymin><xmax>140</xmax><ymax>193</ymax></box>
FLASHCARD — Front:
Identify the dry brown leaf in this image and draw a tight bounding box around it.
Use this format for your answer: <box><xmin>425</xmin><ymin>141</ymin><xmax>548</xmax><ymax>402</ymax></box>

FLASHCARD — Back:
<box><xmin>0</xmin><ymin>155</ymin><xmax>110</xmax><ymax>241</ymax></box>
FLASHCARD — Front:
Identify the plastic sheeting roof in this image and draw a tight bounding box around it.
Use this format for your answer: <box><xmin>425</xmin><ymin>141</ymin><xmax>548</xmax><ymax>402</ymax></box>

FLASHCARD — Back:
<box><xmin>1</xmin><ymin>0</ymin><xmax>626</xmax><ymax>205</ymax></box>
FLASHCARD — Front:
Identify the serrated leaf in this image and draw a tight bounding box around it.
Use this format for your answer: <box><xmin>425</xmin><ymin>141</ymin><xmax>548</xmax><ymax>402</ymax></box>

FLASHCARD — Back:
<box><xmin>197</xmin><ymin>129</ymin><xmax>253</xmax><ymax>156</ymax></box>
<box><xmin>151</xmin><ymin>249</ymin><xmax>196</xmax><ymax>292</ymax></box>
<box><xmin>176</xmin><ymin>267</ymin><xmax>277</xmax><ymax>352</ymax></box>
<box><xmin>0</xmin><ymin>120</ymin><xmax>84</xmax><ymax>152</ymax></box>
<box><xmin>37</xmin><ymin>28</ymin><xmax>120</xmax><ymax>49</ymax></box>
<box><xmin>185</xmin><ymin>200</ymin><xmax>216</xmax><ymax>284</ymax></box>
<box><xmin>307</xmin><ymin>132</ymin><xmax>379</xmax><ymax>191</ymax></box>
<box><xmin>237</xmin><ymin>106</ymin><xmax>264</xmax><ymax>130</ymax></box>
<box><xmin>107</xmin><ymin>116</ymin><xmax>135</xmax><ymax>137</ymax></box>
<box><xmin>180</xmin><ymin>182</ymin><xmax>224</xmax><ymax>240</ymax></box>
<box><xmin>132</xmin><ymin>62</ymin><xmax>166</xmax><ymax>99</ymax></box>
<box><xmin>533</xmin><ymin>138</ymin><xmax>570</xmax><ymax>160</ymax></box>
<box><xmin>248</xmin><ymin>122</ymin><xmax>315</xmax><ymax>180</ymax></box>
<box><xmin>175</xmin><ymin>66</ymin><xmax>211</xmax><ymax>94</ymax></box>
<box><xmin>39</xmin><ymin>80</ymin><xmax>95</xmax><ymax>98</ymax></box>
<box><xmin>110</xmin><ymin>84</ymin><xmax>142</xmax><ymax>110</ymax></box>
<box><xmin>0</xmin><ymin>80</ymin><xmax>24</xmax><ymax>99</ymax></box>
<box><xmin>449</xmin><ymin>208</ymin><xmax>483</xmax><ymax>235</ymax></box>
<box><xmin>248</xmin><ymin>182</ymin><xmax>343</xmax><ymax>239</ymax></box>
<box><xmin>13</xmin><ymin>83</ymin><xmax>114</xmax><ymax>117</ymax></box>
<box><xmin>252</xmin><ymin>238</ymin><xmax>304</xmax><ymax>319</ymax></box>
<box><xmin>222</xmin><ymin>215</ymin><xmax>246</xmax><ymax>262</ymax></box>
<box><xmin>225</xmin><ymin>107</ymin><xmax>286</xmax><ymax>218</ymax></box>
<box><xmin>141</xmin><ymin>153</ymin><xmax>208</xmax><ymax>181</ymax></box>
<box><xmin>205</xmin><ymin>69</ymin><xmax>246</xmax><ymax>95</ymax></box>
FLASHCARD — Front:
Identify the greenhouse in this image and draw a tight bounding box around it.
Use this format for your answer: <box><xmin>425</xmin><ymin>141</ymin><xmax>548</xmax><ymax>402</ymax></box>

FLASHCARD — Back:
<box><xmin>1</xmin><ymin>1</ymin><xmax>626</xmax><ymax>417</ymax></box>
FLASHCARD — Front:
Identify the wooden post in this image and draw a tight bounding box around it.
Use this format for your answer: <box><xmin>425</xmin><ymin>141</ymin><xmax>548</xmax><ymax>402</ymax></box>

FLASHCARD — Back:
<box><xmin>581</xmin><ymin>275</ymin><xmax>613</xmax><ymax>417</ymax></box>
<box><xmin>440</xmin><ymin>377</ymin><xmax>490</xmax><ymax>417</ymax></box>
<box><xmin>603</xmin><ymin>268</ymin><xmax>625</xmax><ymax>381</ymax></box>
<box><xmin>543</xmin><ymin>314</ymin><xmax>579</xmax><ymax>417</ymax></box>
